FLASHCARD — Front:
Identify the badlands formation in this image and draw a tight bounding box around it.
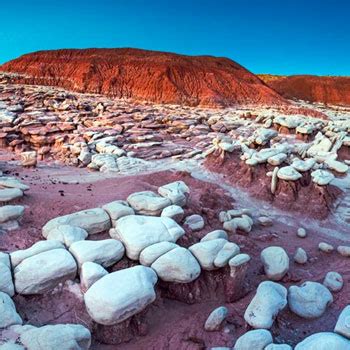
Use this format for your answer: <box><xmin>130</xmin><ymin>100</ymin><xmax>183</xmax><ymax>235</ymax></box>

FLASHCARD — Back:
<box><xmin>0</xmin><ymin>49</ymin><xmax>350</xmax><ymax>350</ymax></box>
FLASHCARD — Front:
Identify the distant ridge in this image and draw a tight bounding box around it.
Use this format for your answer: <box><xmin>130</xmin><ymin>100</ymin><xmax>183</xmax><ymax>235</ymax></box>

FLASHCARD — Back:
<box><xmin>0</xmin><ymin>48</ymin><xmax>285</xmax><ymax>107</ymax></box>
<box><xmin>259</xmin><ymin>74</ymin><xmax>350</xmax><ymax>106</ymax></box>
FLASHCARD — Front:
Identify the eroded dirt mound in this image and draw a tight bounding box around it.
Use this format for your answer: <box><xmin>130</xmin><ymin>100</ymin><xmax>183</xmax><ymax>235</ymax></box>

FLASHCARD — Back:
<box><xmin>204</xmin><ymin>149</ymin><xmax>341</xmax><ymax>220</ymax></box>
<box><xmin>259</xmin><ymin>74</ymin><xmax>350</xmax><ymax>106</ymax></box>
<box><xmin>0</xmin><ymin>48</ymin><xmax>286</xmax><ymax>107</ymax></box>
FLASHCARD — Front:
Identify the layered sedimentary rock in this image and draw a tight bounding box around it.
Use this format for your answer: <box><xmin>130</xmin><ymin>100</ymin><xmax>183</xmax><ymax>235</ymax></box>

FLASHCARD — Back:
<box><xmin>0</xmin><ymin>48</ymin><xmax>286</xmax><ymax>107</ymax></box>
<box><xmin>259</xmin><ymin>74</ymin><xmax>350</xmax><ymax>106</ymax></box>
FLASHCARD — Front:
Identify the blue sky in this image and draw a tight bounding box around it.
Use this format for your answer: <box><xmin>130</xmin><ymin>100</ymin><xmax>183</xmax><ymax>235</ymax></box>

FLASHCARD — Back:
<box><xmin>1</xmin><ymin>0</ymin><xmax>349</xmax><ymax>75</ymax></box>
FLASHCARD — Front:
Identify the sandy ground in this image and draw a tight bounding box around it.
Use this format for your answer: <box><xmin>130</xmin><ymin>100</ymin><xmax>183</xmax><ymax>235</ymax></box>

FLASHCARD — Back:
<box><xmin>1</xmin><ymin>150</ymin><xmax>350</xmax><ymax>349</ymax></box>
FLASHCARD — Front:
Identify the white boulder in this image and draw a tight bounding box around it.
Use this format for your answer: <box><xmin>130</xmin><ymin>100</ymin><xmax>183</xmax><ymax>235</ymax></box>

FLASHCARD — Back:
<box><xmin>84</xmin><ymin>266</ymin><xmax>157</xmax><ymax>325</ymax></box>
<box><xmin>288</xmin><ymin>281</ymin><xmax>333</xmax><ymax>319</ymax></box>
<box><xmin>261</xmin><ymin>246</ymin><xmax>289</xmax><ymax>281</ymax></box>
<box><xmin>111</xmin><ymin>215</ymin><xmax>185</xmax><ymax>260</ymax></box>
<box><xmin>244</xmin><ymin>281</ymin><xmax>287</xmax><ymax>329</ymax></box>
<box><xmin>69</xmin><ymin>239</ymin><xmax>124</xmax><ymax>268</ymax></box>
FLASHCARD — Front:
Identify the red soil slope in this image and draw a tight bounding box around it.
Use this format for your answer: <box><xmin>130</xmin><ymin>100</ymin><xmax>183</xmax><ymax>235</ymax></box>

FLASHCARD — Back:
<box><xmin>259</xmin><ymin>74</ymin><xmax>350</xmax><ymax>106</ymax></box>
<box><xmin>0</xmin><ymin>48</ymin><xmax>285</xmax><ymax>107</ymax></box>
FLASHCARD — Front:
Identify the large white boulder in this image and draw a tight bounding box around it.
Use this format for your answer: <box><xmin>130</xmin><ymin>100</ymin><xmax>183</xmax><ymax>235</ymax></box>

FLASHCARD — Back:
<box><xmin>102</xmin><ymin>200</ymin><xmax>135</xmax><ymax>227</ymax></box>
<box><xmin>127</xmin><ymin>191</ymin><xmax>171</xmax><ymax>216</ymax></box>
<box><xmin>0</xmin><ymin>188</ymin><xmax>23</xmax><ymax>203</ymax></box>
<box><xmin>295</xmin><ymin>332</ymin><xmax>350</xmax><ymax>350</ymax></box>
<box><xmin>42</xmin><ymin>208</ymin><xmax>111</xmax><ymax>237</ymax></box>
<box><xmin>46</xmin><ymin>225</ymin><xmax>88</xmax><ymax>247</ymax></box>
<box><xmin>0</xmin><ymin>291</ymin><xmax>22</xmax><ymax>328</ymax></box>
<box><xmin>111</xmin><ymin>215</ymin><xmax>185</xmax><ymax>260</ymax></box>
<box><xmin>0</xmin><ymin>206</ymin><xmax>25</xmax><ymax>224</ymax></box>
<box><xmin>244</xmin><ymin>281</ymin><xmax>287</xmax><ymax>329</ymax></box>
<box><xmin>288</xmin><ymin>281</ymin><xmax>333</xmax><ymax>319</ymax></box>
<box><xmin>139</xmin><ymin>242</ymin><xmax>178</xmax><ymax>266</ymax></box>
<box><xmin>261</xmin><ymin>246</ymin><xmax>289</xmax><ymax>281</ymax></box>
<box><xmin>158</xmin><ymin>181</ymin><xmax>190</xmax><ymax>206</ymax></box>
<box><xmin>10</xmin><ymin>240</ymin><xmax>65</xmax><ymax>268</ymax></box>
<box><xmin>0</xmin><ymin>262</ymin><xmax>14</xmax><ymax>296</ymax></box>
<box><xmin>189</xmin><ymin>239</ymin><xmax>228</xmax><ymax>270</ymax></box>
<box><xmin>69</xmin><ymin>239</ymin><xmax>124</xmax><ymax>268</ymax></box>
<box><xmin>234</xmin><ymin>329</ymin><xmax>273</xmax><ymax>350</ymax></box>
<box><xmin>151</xmin><ymin>247</ymin><xmax>201</xmax><ymax>283</ymax></box>
<box><xmin>84</xmin><ymin>266</ymin><xmax>158</xmax><ymax>325</ymax></box>
<box><xmin>334</xmin><ymin>305</ymin><xmax>350</xmax><ymax>339</ymax></box>
<box><xmin>14</xmin><ymin>249</ymin><xmax>77</xmax><ymax>294</ymax></box>
<box><xmin>20</xmin><ymin>324</ymin><xmax>91</xmax><ymax>350</ymax></box>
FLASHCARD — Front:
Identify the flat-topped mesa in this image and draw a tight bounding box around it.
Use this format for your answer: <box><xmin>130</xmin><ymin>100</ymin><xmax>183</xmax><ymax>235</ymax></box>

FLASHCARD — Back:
<box><xmin>0</xmin><ymin>48</ymin><xmax>286</xmax><ymax>107</ymax></box>
<box><xmin>259</xmin><ymin>74</ymin><xmax>350</xmax><ymax>106</ymax></box>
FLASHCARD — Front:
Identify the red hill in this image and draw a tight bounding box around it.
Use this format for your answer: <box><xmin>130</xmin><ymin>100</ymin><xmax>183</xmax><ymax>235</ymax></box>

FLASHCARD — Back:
<box><xmin>0</xmin><ymin>48</ymin><xmax>285</xmax><ymax>107</ymax></box>
<box><xmin>259</xmin><ymin>74</ymin><xmax>350</xmax><ymax>106</ymax></box>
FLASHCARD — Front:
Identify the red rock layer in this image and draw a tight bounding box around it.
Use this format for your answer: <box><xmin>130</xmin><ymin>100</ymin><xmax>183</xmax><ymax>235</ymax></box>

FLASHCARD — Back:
<box><xmin>0</xmin><ymin>48</ymin><xmax>286</xmax><ymax>107</ymax></box>
<box><xmin>259</xmin><ymin>74</ymin><xmax>350</xmax><ymax>106</ymax></box>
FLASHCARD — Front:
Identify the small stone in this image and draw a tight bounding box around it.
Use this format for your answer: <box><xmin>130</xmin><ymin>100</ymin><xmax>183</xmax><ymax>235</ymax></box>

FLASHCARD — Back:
<box><xmin>184</xmin><ymin>214</ymin><xmax>205</xmax><ymax>231</ymax></box>
<box><xmin>257</xmin><ymin>216</ymin><xmax>273</xmax><ymax>227</ymax></box>
<box><xmin>311</xmin><ymin>169</ymin><xmax>335</xmax><ymax>186</ymax></box>
<box><xmin>294</xmin><ymin>248</ymin><xmax>308</xmax><ymax>264</ymax></box>
<box><xmin>323</xmin><ymin>271</ymin><xmax>343</xmax><ymax>292</ymax></box>
<box><xmin>80</xmin><ymin>262</ymin><xmax>108</xmax><ymax>291</ymax></box>
<box><xmin>277</xmin><ymin>166</ymin><xmax>302</xmax><ymax>181</ymax></box>
<box><xmin>319</xmin><ymin>242</ymin><xmax>334</xmax><ymax>253</ymax></box>
<box><xmin>204</xmin><ymin>306</ymin><xmax>228</xmax><ymax>331</ymax></box>
<box><xmin>20</xmin><ymin>151</ymin><xmax>37</xmax><ymax>167</ymax></box>
<box><xmin>297</xmin><ymin>227</ymin><xmax>307</xmax><ymax>238</ymax></box>
<box><xmin>161</xmin><ymin>205</ymin><xmax>184</xmax><ymax>223</ymax></box>
<box><xmin>337</xmin><ymin>246</ymin><xmax>350</xmax><ymax>257</ymax></box>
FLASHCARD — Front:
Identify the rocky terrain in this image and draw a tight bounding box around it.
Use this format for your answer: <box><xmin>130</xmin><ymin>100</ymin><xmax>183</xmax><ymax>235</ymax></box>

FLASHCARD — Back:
<box><xmin>259</xmin><ymin>74</ymin><xmax>350</xmax><ymax>106</ymax></box>
<box><xmin>0</xmin><ymin>48</ymin><xmax>286</xmax><ymax>107</ymax></box>
<box><xmin>0</xmin><ymin>67</ymin><xmax>350</xmax><ymax>350</ymax></box>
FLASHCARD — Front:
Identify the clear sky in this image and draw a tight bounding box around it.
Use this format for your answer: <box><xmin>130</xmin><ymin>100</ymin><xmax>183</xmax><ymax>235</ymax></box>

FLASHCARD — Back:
<box><xmin>1</xmin><ymin>0</ymin><xmax>349</xmax><ymax>75</ymax></box>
